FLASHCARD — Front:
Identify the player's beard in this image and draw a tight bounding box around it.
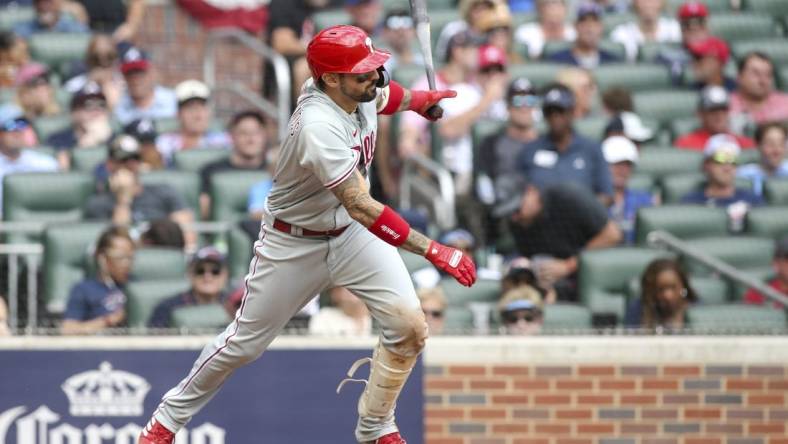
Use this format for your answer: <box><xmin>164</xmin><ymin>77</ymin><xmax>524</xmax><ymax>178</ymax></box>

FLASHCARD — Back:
<box><xmin>341</xmin><ymin>82</ymin><xmax>377</xmax><ymax>103</ymax></box>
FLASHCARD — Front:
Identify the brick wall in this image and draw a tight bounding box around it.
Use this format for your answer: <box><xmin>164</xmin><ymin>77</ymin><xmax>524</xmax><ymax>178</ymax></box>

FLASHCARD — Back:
<box><xmin>423</xmin><ymin>339</ymin><xmax>788</xmax><ymax>444</ymax></box>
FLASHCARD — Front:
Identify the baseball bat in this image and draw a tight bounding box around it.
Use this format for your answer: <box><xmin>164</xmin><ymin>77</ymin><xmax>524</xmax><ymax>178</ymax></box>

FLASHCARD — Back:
<box><xmin>409</xmin><ymin>0</ymin><xmax>444</xmax><ymax>120</ymax></box>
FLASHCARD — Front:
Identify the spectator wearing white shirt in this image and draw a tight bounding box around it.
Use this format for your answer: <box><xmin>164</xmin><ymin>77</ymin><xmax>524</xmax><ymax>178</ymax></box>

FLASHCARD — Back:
<box><xmin>114</xmin><ymin>46</ymin><xmax>177</xmax><ymax>125</ymax></box>
<box><xmin>514</xmin><ymin>0</ymin><xmax>575</xmax><ymax>60</ymax></box>
<box><xmin>610</xmin><ymin>0</ymin><xmax>681</xmax><ymax>62</ymax></box>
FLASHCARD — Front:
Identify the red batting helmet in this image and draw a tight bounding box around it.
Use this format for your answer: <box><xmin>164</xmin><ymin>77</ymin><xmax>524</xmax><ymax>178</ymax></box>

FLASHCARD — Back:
<box><xmin>306</xmin><ymin>25</ymin><xmax>390</xmax><ymax>81</ymax></box>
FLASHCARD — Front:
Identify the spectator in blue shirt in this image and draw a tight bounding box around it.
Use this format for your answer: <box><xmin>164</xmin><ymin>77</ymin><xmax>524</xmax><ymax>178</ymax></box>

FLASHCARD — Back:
<box><xmin>682</xmin><ymin>134</ymin><xmax>764</xmax><ymax>231</ymax></box>
<box><xmin>13</xmin><ymin>0</ymin><xmax>89</xmax><ymax>39</ymax></box>
<box><xmin>602</xmin><ymin>136</ymin><xmax>654</xmax><ymax>244</ymax></box>
<box><xmin>547</xmin><ymin>3</ymin><xmax>619</xmax><ymax>70</ymax></box>
<box><xmin>518</xmin><ymin>83</ymin><xmax>613</xmax><ymax>203</ymax></box>
<box><xmin>148</xmin><ymin>247</ymin><xmax>229</xmax><ymax>328</ymax></box>
<box><xmin>737</xmin><ymin>122</ymin><xmax>788</xmax><ymax>197</ymax></box>
<box><xmin>61</xmin><ymin>226</ymin><xmax>135</xmax><ymax>335</ymax></box>
<box><xmin>114</xmin><ymin>46</ymin><xmax>177</xmax><ymax>125</ymax></box>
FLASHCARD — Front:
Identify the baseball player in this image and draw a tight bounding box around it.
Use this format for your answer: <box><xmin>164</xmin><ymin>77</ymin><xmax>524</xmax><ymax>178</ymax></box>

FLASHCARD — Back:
<box><xmin>139</xmin><ymin>25</ymin><xmax>476</xmax><ymax>444</ymax></box>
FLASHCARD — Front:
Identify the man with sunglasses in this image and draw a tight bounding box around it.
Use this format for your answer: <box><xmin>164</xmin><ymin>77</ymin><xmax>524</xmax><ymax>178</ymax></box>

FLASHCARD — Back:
<box><xmin>675</xmin><ymin>85</ymin><xmax>755</xmax><ymax>151</ymax></box>
<box><xmin>148</xmin><ymin>247</ymin><xmax>229</xmax><ymax>329</ymax></box>
<box><xmin>498</xmin><ymin>285</ymin><xmax>544</xmax><ymax>336</ymax></box>
<box><xmin>139</xmin><ymin>25</ymin><xmax>476</xmax><ymax>444</ymax></box>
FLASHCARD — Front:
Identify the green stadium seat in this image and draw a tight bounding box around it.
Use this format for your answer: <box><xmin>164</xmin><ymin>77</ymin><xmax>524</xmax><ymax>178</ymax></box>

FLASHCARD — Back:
<box><xmin>574</xmin><ymin>116</ymin><xmax>608</xmax><ymax>141</ymax></box>
<box><xmin>0</xmin><ymin>6</ymin><xmax>34</xmax><ymax>31</ymax></box>
<box><xmin>602</xmin><ymin>13</ymin><xmax>637</xmax><ymax>35</ymax></box>
<box><xmin>43</xmin><ymin>222</ymin><xmax>108</xmax><ymax>312</ymax></box>
<box><xmin>745</xmin><ymin>206</ymin><xmax>788</xmax><ymax>239</ymax></box>
<box><xmin>743</xmin><ymin>0</ymin><xmax>788</xmax><ymax>16</ymax></box>
<box><xmin>636</xmin><ymin>148</ymin><xmax>703</xmax><ymax>178</ymax></box>
<box><xmin>428</xmin><ymin>10</ymin><xmax>461</xmax><ymax>48</ymax></box>
<box><xmin>171</xmin><ymin>304</ymin><xmax>231</xmax><ymax>329</ymax></box>
<box><xmin>139</xmin><ymin>170</ymin><xmax>200</xmax><ymax>217</ymax></box>
<box><xmin>659</xmin><ymin>172</ymin><xmax>704</xmax><ymax>203</ymax></box>
<box><xmin>28</xmin><ymin>33</ymin><xmax>91</xmax><ymax>76</ymax></box>
<box><xmin>730</xmin><ymin>267</ymin><xmax>777</xmax><ymax>300</ymax></box>
<box><xmin>154</xmin><ymin>117</ymin><xmax>179</xmax><ymax>134</ymax></box>
<box><xmin>542</xmin><ymin>40</ymin><xmax>626</xmax><ymax>61</ymax></box>
<box><xmin>443</xmin><ymin>306</ymin><xmax>474</xmax><ymax>334</ymax></box>
<box><xmin>666</xmin><ymin>0</ymin><xmax>731</xmax><ymax>13</ymax></box>
<box><xmin>173</xmin><ymin>148</ymin><xmax>230</xmax><ymax>172</ymax></box>
<box><xmin>126</xmin><ymin>279</ymin><xmax>191</xmax><ymax>327</ymax></box>
<box><xmin>593</xmin><ymin>64</ymin><xmax>671</xmax><ymax>92</ymax></box>
<box><xmin>738</xmin><ymin>149</ymin><xmax>760</xmax><ymax>166</ymax></box>
<box><xmin>393</xmin><ymin>64</ymin><xmax>427</xmax><ymax>88</ymax></box>
<box><xmin>732</xmin><ymin>39</ymin><xmax>788</xmax><ymax>68</ymax></box>
<box><xmin>669</xmin><ymin>117</ymin><xmax>699</xmax><ymax>141</ymax></box>
<box><xmin>578</xmin><ymin>247</ymin><xmax>674</xmax><ymax>318</ymax></box>
<box><xmin>438</xmin><ymin>278</ymin><xmax>500</xmax><ymax>306</ymax></box>
<box><xmin>427</xmin><ymin>0</ymin><xmax>454</xmax><ymax>9</ymax></box>
<box><xmin>708</xmin><ymin>14</ymin><xmax>777</xmax><ymax>42</ymax></box>
<box><xmin>32</xmin><ymin>114</ymin><xmax>72</xmax><ymax>142</ymax></box>
<box><xmin>682</xmin><ymin>236</ymin><xmax>775</xmax><ymax>275</ymax></box>
<box><xmin>634</xmin><ymin>90</ymin><xmax>698</xmax><ymax>124</ymax></box>
<box><xmin>690</xmin><ymin>276</ymin><xmax>731</xmax><ymax>305</ymax></box>
<box><xmin>629</xmin><ymin>173</ymin><xmax>656</xmax><ymax>193</ymax></box>
<box><xmin>400</xmin><ymin>250</ymin><xmax>427</xmax><ymax>274</ymax></box>
<box><xmin>687</xmin><ymin>304</ymin><xmax>786</xmax><ymax>333</ymax></box>
<box><xmin>638</xmin><ymin>42</ymin><xmax>683</xmax><ymax>62</ymax></box>
<box><xmin>779</xmin><ymin>66</ymin><xmax>788</xmax><ymax>91</ymax></box>
<box><xmin>542</xmin><ymin>303</ymin><xmax>593</xmax><ymax>331</ymax></box>
<box><xmin>312</xmin><ymin>9</ymin><xmax>351</xmax><ymax>31</ymax></box>
<box><xmin>508</xmin><ymin>63</ymin><xmax>565</xmax><ymax>89</ymax></box>
<box><xmin>635</xmin><ymin>205</ymin><xmax>729</xmax><ymax>244</ymax></box>
<box><xmin>228</xmin><ymin>226</ymin><xmax>254</xmax><ymax>282</ymax></box>
<box><xmin>472</xmin><ymin>118</ymin><xmax>505</xmax><ymax>149</ymax></box>
<box><xmin>209</xmin><ymin>170</ymin><xmax>270</xmax><ymax>222</ymax></box>
<box><xmin>765</xmin><ymin>178</ymin><xmax>788</xmax><ymax>205</ymax></box>
<box><xmin>70</xmin><ymin>146</ymin><xmax>107</xmax><ymax>172</ymax></box>
<box><xmin>132</xmin><ymin>247</ymin><xmax>188</xmax><ymax>281</ymax></box>
<box><xmin>512</xmin><ymin>12</ymin><xmax>537</xmax><ymax>28</ymax></box>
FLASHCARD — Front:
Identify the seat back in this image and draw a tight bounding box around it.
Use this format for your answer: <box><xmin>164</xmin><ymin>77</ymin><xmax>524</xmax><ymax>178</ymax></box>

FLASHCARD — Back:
<box><xmin>3</xmin><ymin>171</ymin><xmax>93</xmax><ymax>226</ymax></box>
<box><xmin>732</xmin><ymin>39</ymin><xmax>788</xmax><ymax>67</ymax></box>
<box><xmin>578</xmin><ymin>247</ymin><xmax>674</xmax><ymax>306</ymax></box>
<box><xmin>132</xmin><ymin>247</ymin><xmax>187</xmax><ymax>281</ymax></box>
<box><xmin>708</xmin><ymin>13</ymin><xmax>777</xmax><ymax>42</ymax></box>
<box><xmin>542</xmin><ymin>303</ymin><xmax>593</xmax><ymax>332</ymax></box>
<box><xmin>28</xmin><ymin>32</ymin><xmax>91</xmax><ymax>76</ymax></box>
<box><xmin>508</xmin><ymin>63</ymin><xmax>565</xmax><ymax>89</ymax></box>
<box><xmin>210</xmin><ymin>171</ymin><xmax>270</xmax><ymax>222</ymax></box>
<box><xmin>126</xmin><ymin>279</ymin><xmax>191</xmax><ymax>328</ymax></box>
<box><xmin>634</xmin><ymin>90</ymin><xmax>698</xmax><ymax>124</ymax></box>
<box><xmin>687</xmin><ymin>304</ymin><xmax>786</xmax><ymax>334</ymax></box>
<box><xmin>438</xmin><ymin>278</ymin><xmax>500</xmax><ymax>306</ymax></box>
<box><xmin>32</xmin><ymin>114</ymin><xmax>72</xmax><ymax>142</ymax></box>
<box><xmin>635</xmin><ymin>205</ymin><xmax>729</xmax><ymax>244</ymax></box>
<box><xmin>745</xmin><ymin>0</ymin><xmax>788</xmax><ymax>15</ymax></box>
<box><xmin>71</xmin><ymin>146</ymin><xmax>108</xmax><ymax>173</ymax></box>
<box><xmin>683</xmin><ymin>236</ymin><xmax>775</xmax><ymax>275</ymax></box>
<box><xmin>593</xmin><ymin>64</ymin><xmax>671</xmax><ymax>92</ymax></box>
<box><xmin>745</xmin><ymin>206</ymin><xmax>788</xmax><ymax>239</ymax></box>
<box><xmin>139</xmin><ymin>170</ymin><xmax>200</xmax><ymax>217</ymax></box>
<box><xmin>171</xmin><ymin>304</ymin><xmax>231</xmax><ymax>329</ymax></box>
<box><xmin>173</xmin><ymin>149</ymin><xmax>230</xmax><ymax>172</ymax></box>
<box><xmin>659</xmin><ymin>173</ymin><xmax>705</xmax><ymax>203</ymax></box>
<box><xmin>0</xmin><ymin>6</ymin><xmax>34</xmax><ymax>31</ymax></box>
<box><xmin>764</xmin><ymin>179</ymin><xmax>788</xmax><ymax>205</ymax></box>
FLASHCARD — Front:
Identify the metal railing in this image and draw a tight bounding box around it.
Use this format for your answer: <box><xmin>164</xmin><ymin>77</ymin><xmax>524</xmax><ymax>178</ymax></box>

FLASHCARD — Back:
<box><xmin>398</xmin><ymin>154</ymin><xmax>456</xmax><ymax>231</ymax></box>
<box><xmin>648</xmin><ymin>230</ymin><xmax>788</xmax><ymax>307</ymax></box>
<box><xmin>203</xmin><ymin>28</ymin><xmax>291</xmax><ymax>142</ymax></box>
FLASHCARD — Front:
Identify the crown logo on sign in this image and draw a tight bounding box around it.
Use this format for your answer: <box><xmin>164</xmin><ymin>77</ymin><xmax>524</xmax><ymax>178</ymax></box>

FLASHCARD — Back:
<box><xmin>61</xmin><ymin>361</ymin><xmax>151</xmax><ymax>417</ymax></box>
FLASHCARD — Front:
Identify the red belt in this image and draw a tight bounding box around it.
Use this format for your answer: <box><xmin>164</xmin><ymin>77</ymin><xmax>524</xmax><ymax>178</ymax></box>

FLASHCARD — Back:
<box><xmin>273</xmin><ymin>219</ymin><xmax>348</xmax><ymax>237</ymax></box>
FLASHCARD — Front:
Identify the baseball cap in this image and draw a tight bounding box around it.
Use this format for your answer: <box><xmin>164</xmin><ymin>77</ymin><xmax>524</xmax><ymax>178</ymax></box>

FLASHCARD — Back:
<box><xmin>677</xmin><ymin>1</ymin><xmax>708</xmax><ymax>20</ymax></box>
<box><xmin>70</xmin><ymin>80</ymin><xmax>107</xmax><ymax>110</ymax></box>
<box><xmin>687</xmin><ymin>36</ymin><xmax>729</xmax><ymax>64</ymax></box>
<box><xmin>498</xmin><ymin>285</ymin><xmax>544</xmax><ymax>314</ymax></box>
<box><xmin>108</xmin><ymin>133</ymin><xmax>142</xmax><ymax>161</ymax></box>
<box><xmin>774</xmin><ymin>236</ymin><xmax>788</xmax><ymax>259</ymax></box>
<box><xmin>175</xmin><ymin>79</ymin><xmax>211</xmax><ymax>106</ymax></box>
<box><xmin>478</xmin><ymin>44</ymin><xmax>507</xmax><ymax>70</ymax></box>
<box><xmin>602</xmin><ymin>136</ymin><xmax>639</xmax><ymax>164</ymax></box>
<box><xmin>14</xmin><ymin>62</ymin><xmax>48</xmax><ymax>87</ymax></box>
<box><xmin>703</xmin><ymin>133</ymin><xmax>740</xmax><ymax>163</ymax></box>
<box><xmin>576</xmin><ymin>2</ymin><xmax>603</xmax><ymax>21</ymax></box>
<box><xmin>0</xmin><ymin>104</ymin><xmax>29</xmax><ymax>132</ymax></box>
<box><xmin>445</xmin><ymin>30</ymin><xmax>483</xmax><ymax>62</ymax></box>
<box><xmin>124</xmin><ymin>118</ymin><xmax>158</xmax><ymax>144</ymax></box>
<box><xmin>542</xmin><ymin>85</ymin><xmax>575</xmax><ymax>110</ymax></box>
<box><xmin>120</xmin><ymin>46</ymin><xmax>151</xmax><ymax>74</ymax></box>
<box><xmin>439</xmin><ymin>229</ymin><xmax>475</xmax><ymax>249</ymax></box>
<box><xmin>698</xmin><ymin>85</ymin><xmax>730</xmax><ymax>111</ymax></box>
<box><xmin>605</xmin><ymin>112</ymin><xmax>654</xmax><ymax>142</ymax></box>
<box><xmin>190</xmin><ymin>246</ymin><xmax>227</xmax><ymax>267</ymax></box>
<box><xmin>507</xmin><ymin>77</ymin><xmax>539</xmax><ymax>108</ymax></box>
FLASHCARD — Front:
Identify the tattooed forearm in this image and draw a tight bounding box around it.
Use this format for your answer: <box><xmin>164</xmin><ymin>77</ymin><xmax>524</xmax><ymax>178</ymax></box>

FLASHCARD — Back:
<box><xmin>400</xmin><ymin>229</ymin><xmax>431</xmax><ymax>256</ymax></box>
<box><xmin>398</xmin><ymin>89</ymin><xmax>412</xmax><ymax>113</ymax></box>
<box><xmin>332</xmin><ymin>170</ymin><xmax>384</xmax><ymax>227</ymax></box>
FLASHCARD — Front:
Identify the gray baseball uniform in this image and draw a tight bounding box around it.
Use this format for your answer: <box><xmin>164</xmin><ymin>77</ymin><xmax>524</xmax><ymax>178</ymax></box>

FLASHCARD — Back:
<box><xmin>151</xmin><ymin>80</ymin><xmax>422</xmax><ymax>443</ymax></box>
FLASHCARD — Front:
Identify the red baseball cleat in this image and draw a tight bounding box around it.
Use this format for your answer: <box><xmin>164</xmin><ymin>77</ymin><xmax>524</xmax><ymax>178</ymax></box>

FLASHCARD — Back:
<box><xmin>138</xmin><ymin>419</ymin><xmax>175</xmax><ymax>444</ymax></box>
<box><xmin>372</xmin><ymin>432</ymin><xmax>407</xmax><ymax>444</ymax></box>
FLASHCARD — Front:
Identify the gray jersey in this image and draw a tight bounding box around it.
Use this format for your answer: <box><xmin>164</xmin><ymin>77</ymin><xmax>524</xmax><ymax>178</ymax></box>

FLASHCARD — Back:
<box><xmin>266</xmin><ymin>80</ymin><xmax>390</xmax><ymax>231</ymax></box>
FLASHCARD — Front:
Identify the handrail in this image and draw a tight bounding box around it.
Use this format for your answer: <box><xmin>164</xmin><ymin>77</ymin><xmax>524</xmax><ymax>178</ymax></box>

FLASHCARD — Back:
<box><xmin>203</xmin><ymin>28</ymin><xmax>291</xmax><ymax>142</ymax></box>
<box><xmin>398</xmin><ymin>154</ymin><xmax>456</xmax><ymax>230</ymax></box>
<box><xmin>648</xmin><ymin>230</ymin><xmax>788</xmax><ymax>307</ymax></box>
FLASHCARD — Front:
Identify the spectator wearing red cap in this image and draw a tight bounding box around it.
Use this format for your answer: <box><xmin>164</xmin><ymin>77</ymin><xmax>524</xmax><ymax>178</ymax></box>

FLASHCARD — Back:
<box><xmin>114</xmin><ymin>46</ymin><xmax>177</xmax><ymax>125</ymax></box>
<box><xmin>610</xmin><ymin>0</ymin><xmax>681</xmax><ymax>62</ymax></box>
<box><xmin>477</xmin><ymin>44</ymin><xmax>509</xmax><ymax>120</ymax></box>
<box><xmin>675</xmin><ymin>85</ymin><xmax>756</xmax><ymax>151</ymax></box>
<box><xmin>686</xmin><ymin>36</ymin><xmax>736</xmax><ymax>91</ymax></box>
<box><xmin>548</xmin><ymin>3</ymin><xmax>619</xmax><ymax>69</ymax></box>
<box><xmin>677</xmin><ymin>0</ymin><xmax>710</xmax><ymax>45</ymax></box>
<box><xmin>729</xmin><ymin>52</ymin><xmax>788</xmax><ymax>128</ymax></box>
<box><xmin>14</xmin><ymin>62</ymin><xmax>61</xmax><ymax>120</ymax></box>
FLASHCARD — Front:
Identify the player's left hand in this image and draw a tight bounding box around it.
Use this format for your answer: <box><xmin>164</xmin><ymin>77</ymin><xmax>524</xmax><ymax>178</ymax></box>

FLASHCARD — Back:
<box><xmin>425</xmin><ymin>240</ymin><xmax>477</xmax><ymax>287</ymax></box>
<box><xmin>410</xmin><ymin>89</ymin><xmax>457</xmax><ymax>121</ymax></box>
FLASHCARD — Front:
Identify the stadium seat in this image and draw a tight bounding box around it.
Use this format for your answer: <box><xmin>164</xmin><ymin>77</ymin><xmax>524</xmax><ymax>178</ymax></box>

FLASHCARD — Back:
<box><xmin>139</xmin><ymin>170</ymin><xmax>200</xmax><ymax>217</ymax></box>
<box><xmin>745</xmin><ymin>206</ymin><xmax>788</xmax><ymax>239</ymax></box>
<box><xmin>682</xmin><ymin>236</ymin><xmax>775</xmax><ymax>275</ymax></box>
<box><xmin>400</xmin><ymin>250</ymin><xmax>427</xmax><ymax>274</ymax></box>
<box><xmin>602</xmin><ymin>13</ymin><xmax>636</xmax><ymax>35</ymax></box>
<box><xmin>228</xmin><ymin>226</ymin><xmax>254</xmax><ymax>282</ymax></box>
<box><xmin>542</xmin><ymin>40</ymin><xmax>626</xmax><ymax>61</ymax></box>
<box><xmin>472</xmin><ymin>118</ymin><xmax>505</xmax><ymax>149</ymax></box>
<box><xmin>669</xmin><ymin>117</ymin><xmax>700</xmax><ymax>141</ymax></box>
<box><xmin>593</xmin><ymin>64</ymin><xmax>671</xmax><ymax>92</ymax></box>
<box><xmin>738</xmin><ymin>149</ymin><xmax>760</xmax><ymax>166</ymax></box>
<box><xmin>443</xmin><ymin>306</ymin><xmax>474</xmax><ymax>334</ymax></box>
<box><xmin>635</xmin><ymin>205</ymin><xmax>729</xmax><ymax>244</ymax></box>
<box><xmin>70</xmin><ymin>146</ymin><xmax>107</xmax><ymax>173</ymax></box>
<box><xmin>512</xmin><ymin>12</ymin><xmax>537</xmax><ymax>28</ymax></box>
<box><xmin>43</xmin><ymin>222</ymin><xmax>108</xmax><ymax>312</ymax></box>
<box><xmin>743</xmin><ymin>0</ymin><xmax>787</xmax><ymax>15</ymax></box>
<box><xmin>578</xmin><ymin>247</ymin><xmax>674</xmax><ymax>318</ymax></box>
<box><xmin>708</xmin><ymin>14</ymin><xmax>777</xmax><ymax>42</ymax></box>
<box><xmin>393</xmin><ymin>64</ymin><xmax>426</xmax><ymax>89</ymax></box>
<box><xmin>132</xmin><ymin>247</ymin><xmax>188</xmax><ymax>281</ymax></box>
<box><xmin>732</xmin><ymin>39</ymin><xmax>788</xmax><ymax>68</ymax></box>
<box><xmin>209</xmin><ymin>170</ymin><xmax>270</xmax><ymax>222</ymax></box>
<box><xmin>2</xmin><ymin>172</ymin><xmax>94</xmax><ymax>243</ymax></box>
<box><xmin>638</xmin><ymin>42</ymin><xmax>683</xmax><ymax>62</ymax></box>
<box><xmin>730</xmin><ymin>267</ymin><xmax>777</xmax><ymax>301</ymax></box>
<box><xmin>629</xmin><ymin>173</ymin><xmax>656</xmax><ymax>193</ymax></box>
<box><xmin>438</xmin><ymin>277</ymin><xmax>500</xmax><ymax>306</ymax></box>
<box><xmin>427</xmin><ymin>10</ymin><xmax>461</xmax><ymax>48</ymax></box>
<box><xmin>764</xmin><ymin>178</ymin><xmax>788</xmax><ymax>205</ymax></box>
<box><xmin>173</xmin><ymin>148</ymin><xmax>230</xmax><ymax>172</ymax></box>
<box><xmin>171</xmin><ymin>304</ymin><xmax>231</xmax><ymax>330</ymax></box>
<box><xmin>636</xmin><ymin>148</ymin><xmax>703</xmax><ymax>178</ymax></box>
<box><xmin>690</xmin><ymin>276</ymin><xmax>731</xmax><ymax>305</ymax></box>
<box><xmin>634</xmin><ymin>90</ymin><xmax>698</xmax><ymax>124</ymax></box>
<box><xmin>427</xmin><ymin>0</ymin><xmax>454</xmax><ymax>9</ymax></box>
<box><xmin>32</xmin><ymin>114</ymin><xmax>72</xmax><ymax>142</ymax></box>
<box><xmin>659</xmin><ymin>172</ymin><xmax>704</xmax><ymax>203</ymax></box>
<box><xmin>687</xmin><ymin>304</ymin><xmax>786</xmax><ymax>333</ymax></box>
<box><xmin>542</xmin><ymin>303</ymin><xmax>593</xmax><ymax>331</ymax></box>
<box><xmin>508</xmin><ymin>63</ymin><xmax>565</xmax><ymax>89</ymax></box>
<box><xmin>28</xmin><ymin>32</ymin><xmax>91</xmax><ymax>76</ymax></box>
<box><xmin>0</xmin><ymin>6</ymin><xmax>34</xmax><ymax>31</ymax></box>
<box><xmin>779</xmin><ymin>66</ymin><xmax>788</xmax><ymax>91</ymax></box>
<box><xmin>312</xmin><ymin>9</ymin><xmax>351</xmax><ymax>32</ymax></box>
<box><xmin>126</xmin><ymin>279</ymin><xmax>191</xmax><ymax>328</ymax></box>
<box><xmin>574</xmin><ymin>116</ymin><xmax>608</xmax><ymax>141</ymax></box>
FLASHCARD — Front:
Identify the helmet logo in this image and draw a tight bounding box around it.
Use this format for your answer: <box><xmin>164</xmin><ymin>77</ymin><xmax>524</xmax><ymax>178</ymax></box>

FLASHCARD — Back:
<box><xmin>365</xmin><ymin>37</ymin><xmax>374</xmax><ymax>54</ymax></box>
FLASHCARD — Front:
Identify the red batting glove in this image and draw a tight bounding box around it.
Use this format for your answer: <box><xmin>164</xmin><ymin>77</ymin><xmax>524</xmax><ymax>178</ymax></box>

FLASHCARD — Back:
<box><xmin>408</xmin><ymin>89</ymin><xmax>457</xmax><ymax>121</ymax></box>
<box><xmin>425</xmin><ymin>240</ymin><xmax>477</xmax><ymax>287</ymax></box>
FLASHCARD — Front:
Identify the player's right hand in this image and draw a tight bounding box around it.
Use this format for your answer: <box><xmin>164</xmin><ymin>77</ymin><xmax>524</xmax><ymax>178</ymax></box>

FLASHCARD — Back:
<box><xmin>425</xmin><ymin>240</ymin><xmax>477</xmax><ymax>287</ymax></box>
